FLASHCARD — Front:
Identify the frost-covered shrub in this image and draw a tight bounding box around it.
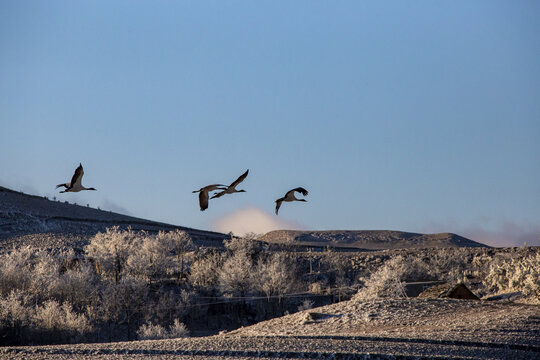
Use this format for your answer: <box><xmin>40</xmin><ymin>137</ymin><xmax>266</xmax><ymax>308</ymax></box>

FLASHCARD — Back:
<box><xmin>137</xmin><ymin>322</ymin><xmax>168</xmax><ymax>340</ymax></box>
<box><xmin>485</xmin><ymin>252</ymin><xmax>540</xmax><ymax>299</ymax></box>
<box><xmin>354</xmin><ymin>256</ymin><xmax>408</xmax><ymax>300</ymax></box>
<box><xmin>0</xmin><ymin>290</ymin><xmax>35</xmax><ymax>344</ymax></box>
<box><xmin>354</xmin><ymin>255</ymin><xmax>438</xmax><ymax>300</ymax></box>
<box><xmin>33</xmin><ymin>300</ymin><xmax>92</xmax><ymax>334</ymax></box>
<box><xmin>137</xmin><ymin>319</ymin><xmax>188</xmax><ymax>340</ymax></box>
<box><xmin>0</xmin><ymin>290</ymin><xmax>33</xmax><ymax>329</ymax></box>
<box><xmin>31</xmin><ymin>300</ymin><xmax>93</xmax><ymax>343</ymax></box>
<box><xmin>86</xmin><ymin>227</ymin><xmax>193</xmax><ymax>282</ymax></box>
<box><xmin>168</xmin><ymin>319</ymin><xmax>189</xmax><ymax>338</ymax></box>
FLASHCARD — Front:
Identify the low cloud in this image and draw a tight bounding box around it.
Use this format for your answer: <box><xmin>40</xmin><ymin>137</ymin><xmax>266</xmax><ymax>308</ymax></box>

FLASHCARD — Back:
<box><xmin>101</xmin><ymin>199</ymin><xmax>132</xmax><ymax>216</ymax></box>
<box><xmin>460</xmin><ymin>223</ymin><xmax>539</xmax><ymax>248</ymax></box>
<box><xmin>422</xmin><ymin>221</ymin><xmax>539</xmax><ymax>247</ymax></box>
<box><xmin>212</xmin><ymin>206</ymin><xmax>304</xmax><ymax>236</ymax></box>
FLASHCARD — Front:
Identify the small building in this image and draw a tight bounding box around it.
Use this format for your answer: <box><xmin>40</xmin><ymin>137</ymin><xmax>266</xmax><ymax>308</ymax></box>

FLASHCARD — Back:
<box><xmin>418</xmin><ymin>283</ymin><xmax>480</xmax><ymax>300</ymax></box>
<box><xmin>403</xmin><ymin>281</ymin><xmax>446</xmax><ymax>297</ymax></box>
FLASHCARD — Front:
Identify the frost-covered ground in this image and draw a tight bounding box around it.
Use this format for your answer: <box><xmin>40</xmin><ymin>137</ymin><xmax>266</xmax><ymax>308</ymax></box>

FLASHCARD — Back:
<box><xmin>2</xmin><ymin>298</ymin><xmax>539</xmax><ymax>359</ymax></box>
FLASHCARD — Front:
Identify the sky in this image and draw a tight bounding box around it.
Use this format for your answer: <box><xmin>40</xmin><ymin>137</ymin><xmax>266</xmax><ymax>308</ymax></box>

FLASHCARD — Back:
<box><xmin>1</xmin><ymin>1</ymin><xmax>539</xmax><ymax>247</ymax></box>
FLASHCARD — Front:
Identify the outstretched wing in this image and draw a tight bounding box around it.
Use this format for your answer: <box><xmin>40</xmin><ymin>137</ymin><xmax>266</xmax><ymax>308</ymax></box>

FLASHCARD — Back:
<box><xmin>275</xmin><ymin>199</ymin><xmax>283</xmax><ymax>215</ymax></box>
<box><xmin>206</xmin><ymin>184</ymin><xmax>227</xmax><ymax>192</ymax></box>
<box><xmin>56</xmin><ymin>183</ymin><xmax>69</xmax><ymax>189</ymax></box>
<box><xmin>199</xmin><ymin>191</ymin><xmax>209</xmax><ymax>211</ymax></box>
<box><xmin>70</xmin><ymin>164</ymin><xmax>84</xmax><ymax>188</ymax></box>
<box><xmin>229</xmin><ymin>169</ymin><xmax>249</xmax><ymax>188</ymax></box>
<box><xmin>292</xmin><ymin>187</ymin><xmax>308</xmax><ymax>196</ymax></box>
<box><xmin>210</xmin><ymin>189</ymin><xmax>226</xmax><ymax>199</ymax></box>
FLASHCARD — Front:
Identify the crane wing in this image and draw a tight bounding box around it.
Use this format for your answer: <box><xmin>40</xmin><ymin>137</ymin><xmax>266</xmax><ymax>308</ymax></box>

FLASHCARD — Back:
<box><xmin>229</xmin><ymin>169</ymin><xmax>249</xmax><ymax>188</ymax></box>
<box><xmin>199</xmin><ymin>191</ymin><xmax>209</xmax><ymax>211</ymax></box>
<box><xmin>70</xmin><ymin>164</ymin><xmax>84</xmax><ymax>188</ymax></box>
<box><xmin>292</xmin><ymin>187</ymin><xmax>308</xmax><ymax>196</ymax></box>
<box><xmin>275</xmin><ymin>199</ymin><xmax>283</xmax><ymax>215</ymax></box>
<box><xmin>210</xmin><ymin>190</ymin><xmax>226</xmax><ymax>199</ymax></box>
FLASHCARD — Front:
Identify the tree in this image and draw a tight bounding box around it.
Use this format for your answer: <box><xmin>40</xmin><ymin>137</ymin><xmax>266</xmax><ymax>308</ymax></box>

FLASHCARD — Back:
<box><xmin>85</xmin><ymin>226</ymin><xmax>138</xmax><ymax>283</ymax></box>
<box><xmin>254</xmin><ymin>253</ymin><xmax>296</xmax><ymax>303</ymax></box>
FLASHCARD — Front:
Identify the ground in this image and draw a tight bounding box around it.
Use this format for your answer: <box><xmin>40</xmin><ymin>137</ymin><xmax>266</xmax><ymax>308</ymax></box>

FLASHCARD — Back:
<box><xmin>2</xmin><ymin>298</ymin><xmax>539</xmax><ymax>359</ymax></box>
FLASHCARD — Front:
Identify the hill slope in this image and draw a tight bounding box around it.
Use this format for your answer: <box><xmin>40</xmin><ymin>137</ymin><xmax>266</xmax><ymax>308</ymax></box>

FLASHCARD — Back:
<box><xmin>0</xmin><ymin>186</ymin><xmax>228</xmax><ymax>249</ymax></box>
<box><xmin>258</xmin><ymin>229</ymin><xmax>486</xmax><ymax>250</ymax></box>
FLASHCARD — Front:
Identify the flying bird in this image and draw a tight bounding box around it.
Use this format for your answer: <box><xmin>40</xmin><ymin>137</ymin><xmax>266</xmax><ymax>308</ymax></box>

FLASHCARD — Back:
<box><xmin>275</xmin><ymin>187</ymin><xmax>308</xmax><ymax>215</ymax></box>
<box><xmin>210</xmin><ymin>169</ymin><xmax>249</xmax><ymax>199</ymax></box>
<box><xmin>56</xmin><ymin>163</ymin><xmax>97</xmax><ymax>193</ymax></box>
<box><xmin>192</xmin><ymin>184</ymin><xmax>227</xmax><ymax>211</ymax></box>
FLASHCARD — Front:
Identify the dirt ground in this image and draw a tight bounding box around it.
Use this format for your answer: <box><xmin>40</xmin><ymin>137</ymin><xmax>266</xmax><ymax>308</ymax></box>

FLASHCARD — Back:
<box><xmin>2</xmin><ymin>298</ymin><xmax>538</xmax><ymax>359</ymax></box>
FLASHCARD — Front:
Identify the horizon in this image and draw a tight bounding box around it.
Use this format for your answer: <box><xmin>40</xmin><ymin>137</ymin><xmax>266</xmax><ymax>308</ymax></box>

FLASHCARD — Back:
<box><xmin>0</xmin><ymin>183</ymin><xmax>534</xmax><ymax>248</ymax></box>
<box><xmin>1</xmin><ymin>1</ymin><xmax>539</xmax><ymax>247</ymax></box>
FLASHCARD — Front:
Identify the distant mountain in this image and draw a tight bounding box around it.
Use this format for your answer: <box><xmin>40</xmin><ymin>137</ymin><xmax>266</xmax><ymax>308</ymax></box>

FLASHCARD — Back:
<box><xmin>258</xmin><ymin>230</ymin><xmax>487</xmax><ymax>250</ymax></box>
<box><xmin>0</xmin><ymin>186</ymin><xmax>228</xmax><ymax>248</ymax></box>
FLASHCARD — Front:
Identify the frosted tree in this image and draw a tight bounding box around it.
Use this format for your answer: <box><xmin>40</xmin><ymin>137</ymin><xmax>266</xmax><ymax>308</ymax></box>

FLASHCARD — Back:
<box><xmin>100</xmin><ymin>276</ymin><xmax>148</xmax><ymax>341</ymax></box>
<box><xmin>0</xmin><ymin>246</ymin><xmax>35</xmax><ymax>296</ymax></box>
<box><xmin>33</xmin><ymin>300</ymin><xmax>92</xmax><ymax>343</ymax></box>
<box><xmin>49</xmin><ymin>262</ymin><xmax>100</xmax><ymax>310</ymax></box>
<box><xmin>189</xmin><ymin>249</ymin><xmax>224</xmax><ymax>291</ymax></box>
<box><xmin>125</xmin><ymin>229</ymin><xmax>193</xmax><ymax>282</ymax></box>
<box><xmin>0</xmin><ymin>290</ymin><xmax>34</xmax><ymax>344</ymax></box>
<box><xmin>254</xmin><ymin>252</ymin><xmax>297</xmax><ymax>303</ymax></box>
<box><xmin>218</xmin><ymin>251</ymin><xmax>254</xmax><ymax>297</ymax></box>
<box><xmin>85</xmin><ymin>226</ymin><xmax>138</xmax><ymax>283</ymax></box>
<box><xmin>156</xmin><ymin>229</ymin><xmax>193</xmax><ymax>274</ymax></box>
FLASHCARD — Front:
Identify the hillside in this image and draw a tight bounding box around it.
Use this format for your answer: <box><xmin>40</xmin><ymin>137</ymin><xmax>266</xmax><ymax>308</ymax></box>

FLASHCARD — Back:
<box><xmin>0</xmin><ymin>186</ymin><xmax>228</xmax><ymax>249</ymax></box>
<box><xmin>258</xmin><ymin>230</ymin><xmax>486</xmax><ymax>250</ymax></box>
<box><xmin>0</xmin><ymin>186</ymin><xmax>486</xmax><ymax>251</ymax></box>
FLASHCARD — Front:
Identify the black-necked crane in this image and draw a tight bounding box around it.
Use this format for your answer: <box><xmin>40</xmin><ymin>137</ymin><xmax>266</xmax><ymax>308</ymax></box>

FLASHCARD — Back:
<box><xmin>210</xmin><ymin>169</ymin><xmax>249</xmax><ymax>199</ymax></box>
<box><xmin>192</xmin><ymin>184</ymin><xmax>227</xmax><ymax>211</ymax></box>
<box><xmin>275</xmin><ymin>187</ymin><xmax>308</xmax><ymax>215</ymax></box>
<box><xmin>56</xmin><ymin>163</ymin><xmax>96</xmax><ymax>193</ymax></box>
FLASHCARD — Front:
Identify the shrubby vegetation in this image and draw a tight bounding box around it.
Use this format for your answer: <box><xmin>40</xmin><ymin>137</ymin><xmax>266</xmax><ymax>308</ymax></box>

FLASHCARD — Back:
<box><xmin>0</xmin><ymin>227</ymin><xmax>538</xmax><ymax>346</ymax></box>
<box><xmin>0</xmin><ymin>228</ymin><xmax>330</xmax><ymax>345</ymax></box>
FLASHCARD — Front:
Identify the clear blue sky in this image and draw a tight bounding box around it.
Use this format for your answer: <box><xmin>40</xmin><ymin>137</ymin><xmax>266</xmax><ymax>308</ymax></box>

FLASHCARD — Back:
<box><xmin>1</xmin><ymin>1</ymin><xmax>539</xmax><ymax>246</ymax></box>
